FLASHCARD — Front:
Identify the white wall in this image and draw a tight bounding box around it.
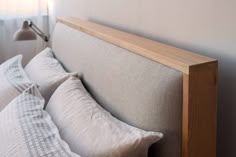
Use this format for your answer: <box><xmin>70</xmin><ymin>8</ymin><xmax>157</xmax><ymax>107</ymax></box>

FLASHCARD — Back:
<box><xmin>48</xmin><ymin>0</ymin><xmax>236</xmax><ymax>156</ymax></box>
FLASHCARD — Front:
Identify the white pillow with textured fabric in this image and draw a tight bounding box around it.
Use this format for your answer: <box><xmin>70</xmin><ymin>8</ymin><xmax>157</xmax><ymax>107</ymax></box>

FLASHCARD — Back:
<box><xmin>0</xmin><ymin>55</ymin><xmax>32</xmax><ymax>111</ymax></box>
<box><xmin>24</xmin><ymin>47</ymin><xmax>77</xmax><ymax>102</ymax></box>
<box><xmin>0</xmin><ymin>85</ymin><xmax>81</xmax><ymax>157</ymax></box>
<box><xmin>46</xmin><ymin>77</ymin><xmax>163</xmax><ymax>157</ymax></box>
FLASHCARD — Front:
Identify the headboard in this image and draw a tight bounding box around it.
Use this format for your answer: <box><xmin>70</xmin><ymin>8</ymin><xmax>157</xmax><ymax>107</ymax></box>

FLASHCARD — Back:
<box><xmin>52</xmin><ymin>17</ymin><xmax>217</xmax><ymax>157</ymax></box>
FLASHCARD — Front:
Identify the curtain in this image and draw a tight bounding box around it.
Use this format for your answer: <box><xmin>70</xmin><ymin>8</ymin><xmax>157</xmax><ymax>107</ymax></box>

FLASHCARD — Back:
<box><xmin>0</xmin><ymin>0</ymin><xmax>49</xmax><ymax>64</ymax></box>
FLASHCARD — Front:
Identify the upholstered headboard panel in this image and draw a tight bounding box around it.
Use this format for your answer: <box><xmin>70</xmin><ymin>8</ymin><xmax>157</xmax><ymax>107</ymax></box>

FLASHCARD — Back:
<box><xmin>52</xmin><ymin>22</ymin><xmax>183</xmax><ymax>157</ymax></box>
<box><xmin>52</xmin><ymin>17</ymin><xmax>217</xmax><ymax>157</ymax></box>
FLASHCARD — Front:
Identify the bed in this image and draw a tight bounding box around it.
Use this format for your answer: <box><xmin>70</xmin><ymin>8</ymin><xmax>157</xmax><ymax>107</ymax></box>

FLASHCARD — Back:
<box><xmin>52</xmin><ymin>17</ymin><xmax>217</xmax><ymax>157</ymax></box>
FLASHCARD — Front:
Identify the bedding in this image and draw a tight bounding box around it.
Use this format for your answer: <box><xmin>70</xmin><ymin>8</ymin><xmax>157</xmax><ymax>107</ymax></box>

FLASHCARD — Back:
<box><xmin>0</xmin><ymin>55</ymin><xmax>32</xmax><ymax>111</ymax></box>
<box><xmin>24</xmin><ymin>47</ymin><xmax>77</xmax><ymax>103</ymax></box>
<box><xmin>0</xmin><ymin>84</ymin><xmax>80</xmax><ymax>157</ymax></box>
<box><xmin>46</xmin><ymin>77</ymin><xmax>163</xmax><ymax>157</ymax></box>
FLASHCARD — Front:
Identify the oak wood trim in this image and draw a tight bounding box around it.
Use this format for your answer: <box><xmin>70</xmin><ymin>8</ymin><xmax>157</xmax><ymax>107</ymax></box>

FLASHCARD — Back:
<box><xmin>182</xmin><ymin>61</ymin><xmax>217</xmax><ymax>157</ymax></box>
<box><xmin>57</xmin><ymin>17</ymin><xmax>216</xmax><ymax>74</ymax></box>
<box><xmin>56</xmin><ymin>17</ymin><xmax>217</xmax><ymax>157</ymax></box>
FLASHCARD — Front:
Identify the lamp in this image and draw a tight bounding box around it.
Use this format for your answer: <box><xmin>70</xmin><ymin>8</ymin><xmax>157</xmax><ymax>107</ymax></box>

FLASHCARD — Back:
<box><xmin>14</xmin><ymin>20</ymin><xmax>48</xmax><ymax>42</ymax></box>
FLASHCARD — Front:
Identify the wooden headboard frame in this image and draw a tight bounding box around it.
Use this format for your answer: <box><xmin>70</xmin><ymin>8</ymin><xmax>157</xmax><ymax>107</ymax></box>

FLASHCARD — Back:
<box><xmin>57</xmin><ymin>17</ymin><xmax>217</xmax><ymax>157</ymax></box>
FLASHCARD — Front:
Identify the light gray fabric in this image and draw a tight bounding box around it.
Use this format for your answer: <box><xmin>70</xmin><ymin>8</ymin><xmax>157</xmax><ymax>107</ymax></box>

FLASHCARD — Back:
<box><xmin>52</xmin><ymin>23</ymin><xmax>183</xmax><ymax>157</ymax></box>
<box><xmin>46</xmin><ymin>77</ymin><xmax>163</xmax><ymax>157</ymax></box>
<box><xmin>0</xmin><ymin>55</ymin><xmax>32</xmax><ymax>111</ymax></box>
<box><xmin>0</xmin><ymin>85</ymin><xmax>80</xmax><ymax>157</ymax></box>
<box><xmin>24</xmin><ymin>47</ymin><xmax>77</xmax><ymax>103</ymax></box>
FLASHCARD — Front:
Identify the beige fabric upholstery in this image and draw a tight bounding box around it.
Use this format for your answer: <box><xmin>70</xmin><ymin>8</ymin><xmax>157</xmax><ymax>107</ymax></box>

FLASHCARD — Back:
<box><xmin>52</xmin><ymin>23</ymin><xmax>183</xmax><ymax>157</ymax></box>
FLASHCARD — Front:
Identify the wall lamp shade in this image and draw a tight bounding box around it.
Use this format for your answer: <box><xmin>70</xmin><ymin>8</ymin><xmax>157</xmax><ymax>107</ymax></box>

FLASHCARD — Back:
<box><xmin>14</xmin><ymin>21</ymin><xmax>37</xmax><ymax>41</ymax></box>
<box><xmin>14</xmin><ymin>20</ymin><xmax>48</xmax><ymax>42</ymax></box>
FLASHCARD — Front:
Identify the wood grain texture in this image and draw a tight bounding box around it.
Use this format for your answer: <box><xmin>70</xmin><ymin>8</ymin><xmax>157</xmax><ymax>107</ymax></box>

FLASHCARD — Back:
<box><xmin>57</xmin><ymin>17</ymin><xmax>217</xmax><ymax>157</ymax></box>
<box><xmin>182</xmin><ymin>62</ymin><xmax>217</xmax><ymax>157</ymax></box>
<box><xmin>57</xmin><ymin>17</ymin><xmax>216</xmax><ymax>74</ymax></box>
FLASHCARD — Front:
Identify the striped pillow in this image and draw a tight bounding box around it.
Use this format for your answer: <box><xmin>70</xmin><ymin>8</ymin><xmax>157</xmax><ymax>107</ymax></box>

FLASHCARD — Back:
<box><xmin>0</xmin><ymin>85</ymin><xmax>80</xmax><ymax>157</ymax></box>
<box><xmin>0</xmin><ymin>55</ymin><xmax>32</xmax><ymax>111</ymax></box>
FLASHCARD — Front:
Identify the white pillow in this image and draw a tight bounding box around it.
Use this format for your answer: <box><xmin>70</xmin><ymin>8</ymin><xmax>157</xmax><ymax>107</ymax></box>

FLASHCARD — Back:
<box><xmin>24</xmin><ymin>47</ymin><xmax>77</xmax><ymax>102</ymax></box>
<box><xmin>46</xmin><ymin>77</ymin><xmax>163</xmax><ymax>157</ymax></box>
<box><xmin>0</xmin><ymin>85</ymin><xmax>80</xmax><ymax>157</ymax></box>
<box><xmin>0</xmin><ymin>55</ymin><xmax>32</xmax><ymax>111</ymax></box>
